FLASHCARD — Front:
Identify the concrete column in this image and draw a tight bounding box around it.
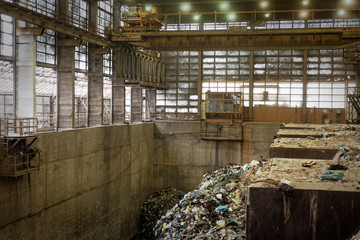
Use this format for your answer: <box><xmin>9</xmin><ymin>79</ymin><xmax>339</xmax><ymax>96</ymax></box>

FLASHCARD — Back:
<box><xmin>302</xmin><ymin>50</ymin><xmax>308</xmax><ymax>123</ymax></box>
<box><xmin>146</xmin><ymin>89</ymin><xmax>156</xmax><ymax>121</ymax></box>
<box><xmin>113</xmin><ymin>1</ymin><xmax>121</xmax><ymax>32</ymax></box>
<box><xmin>130</xmin><ymin>86</ymin><xmax>142</xmax><ymax>123</ymax></box>
<box><xmin>112</xmin><ymin>50</ymin><xmax>125</xmax><ymax>124</ymax></box>
<box><xmin>57</xmin><ymin>0</ymin><xmax>69</xmax><ymax>20</ymax></box>
<box><xmin>198</xmin><ymin>51</ymin><xmax>203</xmax><ymax>120</ymax></box>
<box><xmin>88</xmin><ymin>1</ymin><xmax>98</xmax><ymax>34</ymax></box>
<box><xmin>249</xmin><ymin>51</ymin><xmax>254</xmax><ymax>121</ymax></box>
<box><xmin>57</xmin><ymin>43</ymin><xmax>75</xmax><ymax>128</ymax></box>
<box><xmin>16</xmin><ymin>28</ymin><xmax>36</xmax><ymax>119</ymax></box>
<box><xmin>88</xmin><ymin>49</ymin><xmax>103</xmax><ymax>126</ymax></box>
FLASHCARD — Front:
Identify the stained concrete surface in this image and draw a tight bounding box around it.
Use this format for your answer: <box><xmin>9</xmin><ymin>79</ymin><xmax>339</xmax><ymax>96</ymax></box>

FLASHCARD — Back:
<box><xmin>153</xmin><ymin>121</ymin><xmax>279</xmax><ymax>192</ymax></box>
<box><xmin>0</xmin><ymin>123</ymin><xmax>154</xmax><ymax>240</ymax></box>
<box><xmin>0</xmin><ymin>121</ymin><xmax>280</xmax><ymax>239</ymax></box>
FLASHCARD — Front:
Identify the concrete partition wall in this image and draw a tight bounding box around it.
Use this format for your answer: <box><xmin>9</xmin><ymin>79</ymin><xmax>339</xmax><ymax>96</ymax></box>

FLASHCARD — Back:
<box><xmin>242</xmin><ymin>123</ymin><xmax>280</xmax><ymax>163</ymax></box>
<box><xmin>153</xmin><ymin>121</ymin><xmax>242</xmax><ymax>192</ymax></box>
<box><xmin>153</xmin><ymin>121</ymin><xmax>280</xmax><ymax>192</ymax></box>
<box><xmin>0</xmin><ymin>123</ymin><xmax>154</xmax><ymax>240</ymax></box>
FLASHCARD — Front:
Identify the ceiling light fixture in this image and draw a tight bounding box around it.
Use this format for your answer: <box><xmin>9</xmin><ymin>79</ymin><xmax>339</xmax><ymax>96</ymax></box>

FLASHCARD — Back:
<box><xmin>260</xmin><ymin>1</ymin><xmax>268</xmax><ymax>8</ymax></box>
<box><xmin>145</xmin><ymin>5</ymin><xmax>152</xmax><ymax>12</ymax></box>
<box><xmin>194</xmin><ymin>14</ymin><xmax>201</xmax><ymax>21</ymax></box>
<box><xmin>227</xmin><ymin>13</ymin><xmax>236</xmax><ymax>21</ymax></box>
<box><xmin>265</xmin><ymin>13</ymin><xmax>270</xmax><ymax>18</ymax></box>
<box><xmin>220</xmin><ymin>2</ymin><xmax>229</xmax><ymax>11</ymax></box>
<box><xmin>302</xmin><ymin>0</ymin><xmax>309</xmax><ymax>6</ymax></box>
<box><xmin>299</xmin><ymin>10</ymin><xmax>308</xmax><ymax>18</ymax></box>
<box><xmin>338</xmin><ymin>9</ymin><xmax>346</xmax><ymax>16</ymax></box>
<box><xmin>344</xmin><ymin>0</ymin><xmax>352</xmax><ymax>5</ymax></box>
<box><xmin>180</xmin><ymin>3</ymin><xmax>191</xmax><ymax>12</ymax></box>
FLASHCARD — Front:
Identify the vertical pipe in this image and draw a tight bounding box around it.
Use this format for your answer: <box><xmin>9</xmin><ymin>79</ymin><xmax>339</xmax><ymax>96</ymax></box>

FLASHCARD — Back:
<box><xmin>249</xmin><ymin>51</ymin><xmax>254</xmax><ymax>121</ymax></box>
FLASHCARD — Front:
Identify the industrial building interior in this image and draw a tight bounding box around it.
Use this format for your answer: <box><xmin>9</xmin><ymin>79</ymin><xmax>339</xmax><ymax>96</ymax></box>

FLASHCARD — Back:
<box><xmin>0</xmin><ymin>0</ymin><xmax>360</xmax><ymax>239</ymax></box>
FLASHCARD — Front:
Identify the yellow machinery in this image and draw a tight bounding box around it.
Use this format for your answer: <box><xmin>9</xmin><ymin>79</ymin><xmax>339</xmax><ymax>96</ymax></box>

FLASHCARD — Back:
<box><xmin>201</xmin><ymin>92</ymin><xmax>243</xmax><ymax>140</ymax></box>
<box><xmin>121</xmin><ymin>6</ymin><xmax>165</xmax><ymax>32</ymax></box>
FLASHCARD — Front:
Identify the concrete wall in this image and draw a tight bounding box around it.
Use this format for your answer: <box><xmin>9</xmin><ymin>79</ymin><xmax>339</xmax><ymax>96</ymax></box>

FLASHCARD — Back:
<box><xmin>153</xmin><ymin>121</ymin><xmax>279</xmax><ymax>192</ymax></box>
<box><xmin>249</xmin><ymin>107</ymin><xmax>345</xmax><ymax>124</ymax></box>
<box><xmin>0</xmin><ymin>123</ymin><xmax>154</xmax><ymax>240</ymax></box>
<box><xmin>242</xmin><ymin>122</ymin><xmax>280</xmax><ymax>163</ymax></box>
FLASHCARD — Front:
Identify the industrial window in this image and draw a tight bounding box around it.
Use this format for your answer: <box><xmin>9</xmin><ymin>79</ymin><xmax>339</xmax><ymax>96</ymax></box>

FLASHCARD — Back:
<box><xmin>163</xmin><ymin>23</ymin><xmax>199</xmax><ymax>31</ymax></box>
<box><xmin>36</xmin><ymin>66</ymin><xmax>57</xmax><ymax>97</ymax></box>
<box><xmin>103</xmin><ymin>76</ymin><xmax>112</xmax><ymax>125</ymax></box>
<box><xmin>0</xmin><ymin>94</ymin><xmax>13</xmax><ymax>118</ymax></box>
<box><xmin>75</xmin><ymin>42</ymin><xmax>88</xmax><ymax>71</ymax></box>
<box><xmin>156</xmin><ymin>51</ymin><xmax>199</xmax><ymax>120</ymax></box>
<box><xmin>253</xmin><ymin>50</ymin><xmax>304</xmax><ymax>107</ymax></box>
<box><xmin>23</xmin><ymin>0</ymin><xmax>56</xmax><ymax>17</ymax></box>
<box><xmin>203</xmin><ymin>50</ymin><xmax>250</xmax><ymax>81</ymax></box>
<box><xmin>203</xmin><ymin>22</ymin><xmax>248</xmax><ymax>31</ymax></box>
<box><xmin>0</xmin><ymin>14</ymin><xmax>13</xmax><ymax>57</ymax></box>
<box><xmin>307</xmin><ymin>82</ymin><xmax>346</xmax><ymax>108</ymax></box>
<box><xmin>306</xmin><ymin>49</ymin><xmax>356</xmax><ymax>109</ymax></box>
<box><xmin>202</xmin><ymin>50</ymin><xmax>251</xmax><ymax>107</ymax></box>
<box><xmin>307</xmin><ymin>49</ymin><xmax>355</xmax><ymax>82</ymax></box>
<box><xmin>75</xmin><ymin>72</ymin><xmax>88</xmax><ymax>127</ymax></box>
<box><xmin>103</xmin><ymin>50</ymin><xmax>113</xmax><ymax>75</ymax></box>
<box><xmin>0</xmin><ymin>60</ymin><xmax>13</xmax><ymax>118</ymax></box>
<box><xmin>202</xmin><ymin>81</ymin><xmax>249</xmax><ymax>107</ymax></box>
<box><xmin>125</xmin><ymin>86</ymin><xmax>131</xmax><ymax>122</ymax></box>
<box><xmin>36</xmin><ymin>29</ymin><xmax>56</xmax><ymax>65</ymax></box>
<box><xmin>98</xmin><ymin>0</ymin><xmax>113</xmax><ymax>37</ymax></box>
<box><xmin>35</xmin><ymin>66</ymin><xmax>56</xmax><ymax>129</ymax></box>
<box><xmin>69</xmin><ymin>0</ymin><xmax>89</xmax><ymax>30</ymax></box>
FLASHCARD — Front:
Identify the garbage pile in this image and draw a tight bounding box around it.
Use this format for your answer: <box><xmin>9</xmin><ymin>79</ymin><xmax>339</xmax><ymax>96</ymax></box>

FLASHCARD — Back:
<box><xmin>154</xmin><ymin>161</ymin><xmax>264</xmax><ymax>239</ymax></box>
<box><xmin>140</xmin><ymin>188</ymin><xmax>184</xmax><ymax>240</ymax></box>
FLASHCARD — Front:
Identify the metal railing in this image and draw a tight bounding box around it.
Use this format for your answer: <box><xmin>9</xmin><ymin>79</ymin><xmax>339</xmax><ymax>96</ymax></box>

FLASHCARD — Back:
<box><xmin>36</xmin><ymin>113</ymin><xmax>56</xmax><ymax>130</ymax></box>
<box><xmin>0</xmin><ymin>118</ymin><xmax>38</xmax><ymax>138</ymax></box>
<box><xmin>159</xmin><ymin>8</ymin><xmax>360</xmax><ymax>32</ymax></box>
<box><xmin>0</xmin><ymin>153</ymin><xmax>40</xmax><ymax>177</ymax></box>
<box><xmin>75</xmin><ymin>112</ymin><xmax>87</xmax><ymax>127</ymax></box>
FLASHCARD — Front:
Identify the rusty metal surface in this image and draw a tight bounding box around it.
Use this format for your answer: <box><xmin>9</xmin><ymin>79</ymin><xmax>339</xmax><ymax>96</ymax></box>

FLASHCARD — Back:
<box><xmin>124</xmin><ymin>28</ymin><xmax>360</xmax><ymax>50</ymax></box>
<box><xmin>247</xmin><ymin>186</ymin><xmax>360</xmax><ymax>240</ymax></box>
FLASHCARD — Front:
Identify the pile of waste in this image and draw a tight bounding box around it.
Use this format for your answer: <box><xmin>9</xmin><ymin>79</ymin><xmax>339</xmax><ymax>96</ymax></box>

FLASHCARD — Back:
<box><xmin>140</xmin><ymin>188</ymin><xmax>184</xmax><ymax>239</ymax></box>
<box><xmin>154</xmin><ymin>161</ymin><xmax>264</xmax><ymax>239</ymax></box>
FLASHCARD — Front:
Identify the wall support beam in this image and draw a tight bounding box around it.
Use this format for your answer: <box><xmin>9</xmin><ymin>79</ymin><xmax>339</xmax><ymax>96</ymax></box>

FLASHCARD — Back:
<box><xmin>130</xmin><ymin>86</ymin><xmax>142</xmax><ymax>123</ymax></box>
<box><xmin>16</xmin><ymin>25</ymin><xmax>36</xmax><ymax>118</ymax></box>
<box><xmin>88</xmin><ymin>49</ymin><xmax>104</xmax><ymax>126</ymax></box>
<box><xmin>145</xmin><ymin>88</ymin><xmax>156</xmax><ymax>121</ymax></box>
<box><xmin>302</xmin><ymin>50</ymin><xmax>308</xmax><ymax>123</ymax></box>
<box><xmin>198</xmin><ymin>51</ymin><xmax>203</xmax><ymax>120</ymax></box>
<box><xmin>57</xmin><ymin>42</ymin><xmax>75</xmax><ymax>128</ymax></box>
<box><xmin>112</xmin><ymin>50</ymin><xmax>125</xmax><ymax>124</ymax></box>
<box><xmin>249</xmin><ymin>51</ymin><xmax>254</xmax><ymax>121</ymax></box>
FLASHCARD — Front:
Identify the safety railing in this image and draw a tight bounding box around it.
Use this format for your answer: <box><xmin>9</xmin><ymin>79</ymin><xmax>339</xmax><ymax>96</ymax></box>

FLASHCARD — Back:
<box><xmin>36</xmin><ymin>113</ymin><xmax>56</xmax><ymax>130</ymax></box>
<box><xmin>0</xmin><ymin>118</ymin><xmax>38</xmax><ymax>138</ymax></box>
<box><xmin>159</xmin><ymin>8</ymin><xmax>360</xmax><ymax>32</ymax></box>
<box><xmin>75</xmin><ymin>112</ymin><xmax>87</xmax><ymax>128</ymax></box>
<box><xmin>0</xmin><ymin>152</ymin><xmax>40</xmax><ymax>177</ymax></box>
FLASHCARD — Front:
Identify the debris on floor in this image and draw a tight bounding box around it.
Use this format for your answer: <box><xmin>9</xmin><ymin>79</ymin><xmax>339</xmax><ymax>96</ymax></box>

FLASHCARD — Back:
<box><xmin>153</xmin><ymin>161</ymin><xmax>265</xmax><ymax>239</ymax></box>
<box><xmin>139</xmin><ymin>187</ymin><xmax>184</xmax><ymax>240</ymax></box>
